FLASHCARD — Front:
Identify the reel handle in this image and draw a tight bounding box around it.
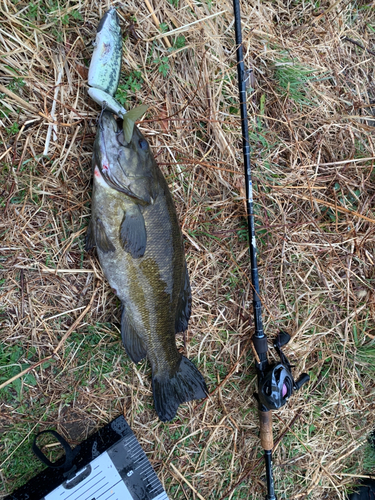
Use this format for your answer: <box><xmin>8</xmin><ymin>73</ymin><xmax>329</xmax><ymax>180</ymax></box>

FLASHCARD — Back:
<box><xmin>294</xmin><ymin>373</ymin><xmax>310</xmax><ymax>391</ymax></box>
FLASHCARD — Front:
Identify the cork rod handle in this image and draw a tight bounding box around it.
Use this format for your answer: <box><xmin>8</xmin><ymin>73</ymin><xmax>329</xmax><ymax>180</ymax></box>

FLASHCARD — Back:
<box><xmin>259</xmin><ymin>409</ymin><xmax>273</xmax><ymax>451</ymax></box>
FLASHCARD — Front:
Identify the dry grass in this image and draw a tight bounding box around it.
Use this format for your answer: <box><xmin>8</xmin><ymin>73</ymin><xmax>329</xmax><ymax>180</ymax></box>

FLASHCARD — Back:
<box><xmin>1</xmin><ymin>0</ymin><xmax>375</xmax><ymax>498</ymax></box>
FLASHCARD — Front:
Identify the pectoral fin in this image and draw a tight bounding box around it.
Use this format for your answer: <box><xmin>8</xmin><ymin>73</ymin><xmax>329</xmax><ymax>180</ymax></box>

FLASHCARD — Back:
<box><xmin>121</xmin><ymin>307</ymin><xmax>147</xmax><ymax>363</ymax></box>
<box><xmin>119</xmin><ymin>204</ymin><xmax>147</xmax><ymax>258</ymax></box>
<box><xmin>96</xmin><ymin>218</ymin><xmax>115</xmax><ymax>253</ymax></box>
<box><xmin>85</xmin><ymin>218</ymin><xmax>96</xmax><ymax>251</ymax></box>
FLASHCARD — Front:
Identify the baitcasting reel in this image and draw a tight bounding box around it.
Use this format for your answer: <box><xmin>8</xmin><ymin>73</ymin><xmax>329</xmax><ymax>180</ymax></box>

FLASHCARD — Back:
<box><xmin>254</xmin><ymin>331</ymin><xmax>310</xmax><ymax>411</ymax></box>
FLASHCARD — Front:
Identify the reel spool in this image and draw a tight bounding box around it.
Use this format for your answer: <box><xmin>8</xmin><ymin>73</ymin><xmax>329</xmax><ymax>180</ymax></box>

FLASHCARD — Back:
<box><xmin>254</xmin><ymin>331</ymin><xmax>310</xmax><ymax>411</ymax></box>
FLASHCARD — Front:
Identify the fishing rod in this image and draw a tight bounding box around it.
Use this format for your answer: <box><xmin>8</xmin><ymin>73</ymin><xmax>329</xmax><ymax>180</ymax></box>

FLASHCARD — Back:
<box><xmin>231</xmin><ymin>1</ymin><xmax>310</xmax><ymax>498</ymax></box>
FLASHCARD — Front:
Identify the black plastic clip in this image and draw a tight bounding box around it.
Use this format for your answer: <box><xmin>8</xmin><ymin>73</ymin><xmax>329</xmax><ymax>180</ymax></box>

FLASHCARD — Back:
<box><xmin>32</xmin><ymin>430</ymin><xmax>80</xmax><ymax>478</ymax></box>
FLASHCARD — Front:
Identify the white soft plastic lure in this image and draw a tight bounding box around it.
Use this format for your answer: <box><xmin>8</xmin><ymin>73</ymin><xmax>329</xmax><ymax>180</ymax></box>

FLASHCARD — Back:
<box><xmin>88</xmin><ymin>8</ymin><xmax>148</xmax><ymax>140</ymax></box>
<box><xmin>88</xmin><ymin>7</ymin><xmax>126</xmax><ymax>117</ymax></box>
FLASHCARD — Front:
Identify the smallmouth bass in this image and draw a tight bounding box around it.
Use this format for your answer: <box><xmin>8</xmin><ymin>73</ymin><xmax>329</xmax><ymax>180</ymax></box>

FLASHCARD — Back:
<box><xmin>86</xmin><ymin>111</ymin><xmax>207</xmax><ymax>421</ymax></box>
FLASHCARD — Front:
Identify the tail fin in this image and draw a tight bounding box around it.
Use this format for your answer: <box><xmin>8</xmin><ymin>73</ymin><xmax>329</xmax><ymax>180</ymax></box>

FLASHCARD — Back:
<box><xmin>152</xmin><ymin>356</ymin><xmax>207</xmax><ymax>422</ymax></box>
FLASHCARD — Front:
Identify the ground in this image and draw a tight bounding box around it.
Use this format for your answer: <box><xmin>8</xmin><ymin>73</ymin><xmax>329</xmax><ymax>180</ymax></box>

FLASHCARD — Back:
<box><xmin>0</xmin><ymin>0</ymin><xmax>375</xmax><ymax>499</ymax></box>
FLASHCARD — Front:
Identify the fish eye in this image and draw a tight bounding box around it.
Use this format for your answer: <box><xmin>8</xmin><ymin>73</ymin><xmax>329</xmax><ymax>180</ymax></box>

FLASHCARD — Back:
<box><xmin>139</xmin><ymin>139</ymin><xmax>148</xmax><ymax>150</ymax></box>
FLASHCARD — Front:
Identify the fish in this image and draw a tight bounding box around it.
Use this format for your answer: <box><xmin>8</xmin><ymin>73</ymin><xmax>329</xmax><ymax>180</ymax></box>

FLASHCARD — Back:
<box><xmin>88</xmin><ymin>8</ymin><xmax>126</xmax><ymax>117</ymax></box>
<box><xmin>86</xmin><ymin>111</ymin><xmax>208</xmax><ymax>421</ymax></box>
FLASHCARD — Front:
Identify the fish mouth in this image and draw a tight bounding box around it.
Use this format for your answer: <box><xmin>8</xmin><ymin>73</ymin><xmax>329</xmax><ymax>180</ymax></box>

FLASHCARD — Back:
<box><xmin>98</xmin><ymin>114</ymin><xmax>152</xmax><ymax>205</ymax></box>
<box><xmin>98</xmin><ymin>109</ymin><xmax>117</xmax><ymax>132</ymax></box>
